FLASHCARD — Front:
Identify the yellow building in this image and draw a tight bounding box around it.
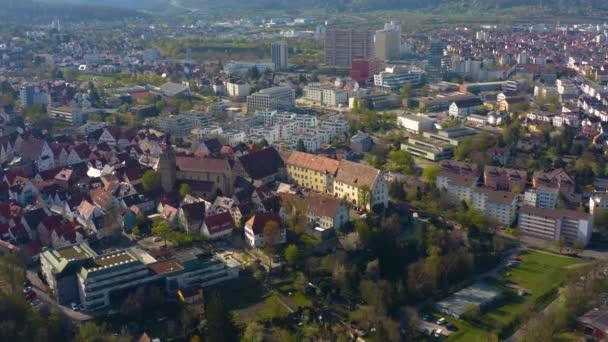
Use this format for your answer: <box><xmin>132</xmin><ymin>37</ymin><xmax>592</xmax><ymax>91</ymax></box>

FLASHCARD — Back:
<box><xmin>286</xmin><ymin>151</ymin><xmax>339</xmax><ymax>193</ymax></box>
<box><xmin>286</xmin><ymin>152</ymin><xmax>388</xmax><ymax>210</ymax></box>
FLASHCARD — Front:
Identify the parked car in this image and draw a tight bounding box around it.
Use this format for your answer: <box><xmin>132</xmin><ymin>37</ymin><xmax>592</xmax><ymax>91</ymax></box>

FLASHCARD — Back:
<box><xmin>446</xmin><ymin>323</ymin><xmax>458</xmax><ymax>331</ymax></box>
<box><xmin>436</xmin><ymin>317</ymin><xmax>446</xmax><ymax>325</ymax></box>
<box><xmin>433</xmin><ymin>329</ymin><xmax>444</xmax><ymax>337</ymax></box>
<box><xmin>70</xmin><ymin>302</ymin><xmax>80</xmax><ymax>311</ymax></box>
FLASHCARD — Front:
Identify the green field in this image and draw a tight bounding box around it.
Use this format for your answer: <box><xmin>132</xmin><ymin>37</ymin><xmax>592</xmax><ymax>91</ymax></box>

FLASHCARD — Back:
<box><xmin>77</xmin><ymin>73</ymin><xmax>118</xmax><ymax>82</ymax></box>
<box><xmin>447</xmin><ymin>250</ymin><xmax>582</xmax><ymax>341</ymax></box>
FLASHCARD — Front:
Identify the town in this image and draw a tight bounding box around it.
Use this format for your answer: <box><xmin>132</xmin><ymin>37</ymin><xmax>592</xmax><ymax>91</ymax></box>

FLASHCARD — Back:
<box><xmin>4</xmin><ymin>2</ymin><xmax>608</xmax><ymax>341</ymax></box>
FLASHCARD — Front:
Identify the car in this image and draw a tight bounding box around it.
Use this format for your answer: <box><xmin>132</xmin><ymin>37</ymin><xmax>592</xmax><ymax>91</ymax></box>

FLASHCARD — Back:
<box><xmin>23</xmin><ymin>279</ymin><xmax>32</xmax><ymax>287</ymax></box>
<box><xmin>30</xmin><ymin>299</ymin><xmax>42</xmax><ymax>307</ymax></box>
<box><xmin>24</xmin><ymin>291</ymin><xmax>36</xmax><ymax>301</ymax></box>
<box><xmin>446</xmin><ymin>323</ymin><xmax>458</xmax><ymax>331</ymax></box>
<box><xmin>433</xmin><ymin>329</ymin><xmax>443</xmax><ymax>338</ymax></box>
<box><xmin>436</xmin><ymin>317</ymin><xmax>446</xmax><ymax>325</ymax></box>
<box><xmin>422</xmin><ymin>314</ymin><xmax>433</xmax><ymax>322</ymax></box>
<box><xmin>70</xmin><ymin>302</ymin><xmax>80</xmax><ymax>311</ymax></box>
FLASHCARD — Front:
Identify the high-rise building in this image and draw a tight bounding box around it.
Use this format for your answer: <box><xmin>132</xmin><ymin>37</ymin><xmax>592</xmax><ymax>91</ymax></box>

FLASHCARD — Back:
<box><xmin>325</xmin><ymin>28</ymin><xmax>374</xmax><ymax>66</ymax></box>
<box><xmin>20</xmin><ymin>85</ymin><xmax>48</xmax><ymax>107</ymax></box>
<box><xmin>427</xmin><ymin>39</ymin><xmax>446</xmax><ymax>83</ymax></box>
<box><xmin>375</xmin><ymin>25</ymin><xmax>400</xmax><ymax>61</ymax></box>
<box><xmin>271</xmin><ymin>41</ymin><xmax>289</xmax><ymax>70</ymax></box>
<box><xmin>158</xmin><ymin>145</ymin><xmax>176</xmax><ymax>193</ymax></box>
<box><xmin>350</xmin><ymin>56</ymin><xmax>381</xmax><ymax>86</ymax></box>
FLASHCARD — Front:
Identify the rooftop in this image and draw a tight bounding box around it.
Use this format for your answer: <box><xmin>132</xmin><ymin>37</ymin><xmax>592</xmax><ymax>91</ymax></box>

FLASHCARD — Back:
<box><xmin>54</xmin><ymin>243</ymin><xmax>96</xmax><ymax>261</ymax></box>
<box><xmin>92</xmin><ymin>251</ymin><xmax>136</xmax><ymax>268</ymax></box>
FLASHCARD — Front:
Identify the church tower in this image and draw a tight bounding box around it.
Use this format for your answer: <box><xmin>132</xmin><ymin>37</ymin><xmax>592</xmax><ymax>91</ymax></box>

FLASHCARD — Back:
<box><xmin>158</xmin><ymin>143</ymin><xmax>176</xmax><ymax>193</ymax></box>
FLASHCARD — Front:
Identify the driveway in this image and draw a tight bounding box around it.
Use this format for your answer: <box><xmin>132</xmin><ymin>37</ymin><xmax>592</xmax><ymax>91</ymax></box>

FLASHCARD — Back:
<box><xmin>27</xmin><ymin>269</ymin><xmax>92</xmax><ymax>322</ymax></box>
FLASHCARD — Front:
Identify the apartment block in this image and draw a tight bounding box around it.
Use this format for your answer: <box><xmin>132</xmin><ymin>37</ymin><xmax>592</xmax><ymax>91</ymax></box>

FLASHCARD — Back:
<box><xmin>471</xmin><ymin>188</ymin><xmax>518</xmax><ymax>227</ymax></box>
<box><xmin>524</xmin><ymin>187</ymin><xmax>559</xmax><ymax>209</ymax></box>
<box><xmin>484</xmin><ymin>166</ymin><xmax>527</xmax><ymax>192</ymax></box>
<box><xmin>246</xmin><ymin>87</ymin><xmax>295</xmax><ymax>113</ymax></box>
<box><xmin>519</xmin><ymin>206</ymin><xmax>593</xmax><ymax>246</ymax></box>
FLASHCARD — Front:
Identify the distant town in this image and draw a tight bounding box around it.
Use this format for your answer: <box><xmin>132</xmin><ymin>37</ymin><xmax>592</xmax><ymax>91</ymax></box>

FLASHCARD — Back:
<box><xmin>3</xmin><ymin>6</ymin><xmax>608</xmax><ymax>342</ymax></box>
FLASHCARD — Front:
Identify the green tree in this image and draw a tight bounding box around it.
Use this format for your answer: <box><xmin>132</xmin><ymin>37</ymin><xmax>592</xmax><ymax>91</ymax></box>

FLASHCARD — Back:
<box><xmin>142</xmin><ymin>170</ymin><xmax>159</xmax><ymax>191</ymax></box>
<box><xmin>284</xmin><ymin>244</ymin><xmax>300</xmax><ymax>265</ymax></box>
<box><xmin>355</xmin><ymin>219</ymin><xmax>371</xmax><ymax>247</ymax></box>
<box><xmin>75</xmin><ymin>322</ymin><xmax>112</xmax><ymax>342</ymax></box>
<box><xmin>152</xmin><ymin>220</ymin><xmax>172</xmax><ymax>247</ymax></box>
<box><xmin>132</xmin><ymin>227</ymin><xmax>141</xmax><ymax>236</ymax></box>
<box><xmin>243</xmin><ymin>321</ymin><xmax>264</xmax><ymax>342</ymax></box>
<box><xmin>179</xmin><ymin>183</ymin><xmax>192</xmax><ymax>197</ymax></box>
<box><xmin>358</xmin><ymin>185</ymin><xmax>371</xmax><ymax>210</ymax></box>
<box><xmin>63</xmin><ymin>68</ymin><xmax>78</xmax><ymax>82</ymax></box>
<box><xmin>422</xmin><ymin>165</ymin><xmax>442</xmax><ymax>186</ymax></box>
<box><xmin>572</xmin><ymin>240</ymin><xmax>584</xmax><ymax>255</ymax></box>
<box><xmin>386</xmin><ymin>150</ymin><xmax>415</xmax><ymax>175</ymax></box>
<box><xmin>555</xmin><ymin>236</ymin><xmax>566</xmax><ymax>254</ymax></box>
<box><xmin>205</xmin><ymin>291</ymin><xmax>238</xmax><ymax>342</ymax></box>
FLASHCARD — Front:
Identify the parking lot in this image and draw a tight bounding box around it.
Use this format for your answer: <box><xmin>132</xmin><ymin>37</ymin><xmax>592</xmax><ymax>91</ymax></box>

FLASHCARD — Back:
<box><xmin>418</xmin><ymin>316</ymin><xmax>454</xmax><ymax>338</ymax></box>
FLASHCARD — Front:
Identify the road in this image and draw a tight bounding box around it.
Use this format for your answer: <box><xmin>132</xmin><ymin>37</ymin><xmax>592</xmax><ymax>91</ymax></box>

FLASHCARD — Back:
<box><xmin>27</xmin><ymin>269</ymin><xmax>92</xmax><ymax>322</ymax></box>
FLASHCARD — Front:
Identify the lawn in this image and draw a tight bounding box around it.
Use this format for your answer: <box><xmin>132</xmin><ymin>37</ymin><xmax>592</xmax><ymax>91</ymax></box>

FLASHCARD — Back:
<box><xmin>77</xmin><ymin>73</ymin><xmax>118</xmax><ymax>82</ymax></box>
<box><xmin>447</xmin><ymin>250</ymin><xmax>583</xmax><ymax>341</ymax></box>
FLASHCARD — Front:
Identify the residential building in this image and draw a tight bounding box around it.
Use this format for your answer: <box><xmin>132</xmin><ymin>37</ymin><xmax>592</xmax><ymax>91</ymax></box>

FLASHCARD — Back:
<box><xmin>519</xmin><ymin>206</ymin><xmax>593</xmax><ymax>246</ymax></box>
<box><xmin>202</xmin><ymin>212</ymin><xmax>235</xmax><ymax>239</ymax></box>
<box><xmin>247</xmin><ymin>87</ymin><xmax>295</xmax><ymax>114</ymax></box>
<box><xmin>374</xmin><ymin>27</ymin><xmax>400</xmax><ymax>61</ymax></box>
<box><xmin>532</xmin><ymin>169</ymin><xmax>575</xmax><ymax>195</ymax></box>
<box><xmin>484</xmin><ymin>166</ymin><xmax>527</xmax><ymax>192</ymax></box>
<box><xmin>333</xmin><ymin>159</ymin><xmax>388</xmax><ymax>209</ymax></box>
<box><xmin>225</xmin><ymin>81</ymin><xmax>250</xmax><ymax>97</ymax></box>
<box><xmin>325</xmin><ymin>28</ymin><xmax>374</xmax><ymax>66</ymax></box>
<box><xmin>471</xmin><ymin>188</ymin><xmax>518</xmax><ymax>226</ymax></box>
<box><xmin>449</xmin><ymin>98</ymin><xmax>484</xmax><ymax>118</ymax></box>
<box><xmin>271</xmin><ymin>41</ymin><xmax>288</xmax><ymax>70</ymax></box>
<box><xmin>590</xmin><ymin>192</ymin><xmax>608</xmax><ymax>215</ymax></box>
<box><xmin>48</xmin><ymin>106</ymin><xmax>101</xmax><ymax>126</ymax></box>
<box><xmin>244</xmin><ymin>212</ymin><xmax>286</xmax><ymax>248</ymax></box>
<box><xmin>302</xmin><ymin>84</ymin><xmax>348</xmax><ymax>107</ymax></box>
<box><xmin>303</xmin><ymin>192</ymin><xmax>349</xmax><ymax>229</ymax></box>
<box><xmin>373</xmin><ymin>65</ymin><xmax>424</xmax><ymax>91</ymax></box>
<box><xmin>397</xmin><ymin>114</ymin><xmax>436</xmax><ymax>133</ymax></box>
<box><xmin>20</xmin><ymin>85</ymin><xmax>48</xmax><ymax>107</ymax></box>
<box><xmin>223</xmin><ymin>62</ymin><xmax>275</xmax><ymax>75</ymax></box>
<box><xmin>350</xmin><ymin>132</ymin><xmax>373</xmax><ymax>153</ymax></box>
<box><xmin>524</xmin><ymin>187</ymin><xmax>559</xmax><ymax>209</ymax></box>
<box><xmin>422</xmin><ymin>128</ymin><xmax>478</xmax><ymax>146</ymax></box>
<box><xmin>155</xmin><ymin>116</ymin><xmax>194</xmax><ymax>136</ymax></box>
<box><xmin>286</xmin><ymin>151</ymin><xmax>340</xmax><ymax>193</ymax></box>
<box><xmin>436</xmin><ymin>172</ymin><xmax>478</xmax><ymax>202</ymax></box>
<box><xmin>577</xmin><ymin>307</ymin><xmax>608</xmax><ymax>341</ymax></box>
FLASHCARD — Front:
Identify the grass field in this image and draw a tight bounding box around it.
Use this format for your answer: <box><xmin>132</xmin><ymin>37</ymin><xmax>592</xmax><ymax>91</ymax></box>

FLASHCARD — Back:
<box><xmin>77</xmin><ymin>73</ymin><xmax>118</xmax><ymax>82</ymax></box>
<box><xmin>447</xmin><ymin>250</ymin><xmax>582</xmax><ymax>341</ymax></box>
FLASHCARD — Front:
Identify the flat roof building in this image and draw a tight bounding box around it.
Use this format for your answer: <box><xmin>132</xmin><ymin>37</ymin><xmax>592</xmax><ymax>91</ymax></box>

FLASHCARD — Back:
<box><xmin>247</xmin><ymin>87</ymin><xmax>295</xmax><ymax>114</ymax></box>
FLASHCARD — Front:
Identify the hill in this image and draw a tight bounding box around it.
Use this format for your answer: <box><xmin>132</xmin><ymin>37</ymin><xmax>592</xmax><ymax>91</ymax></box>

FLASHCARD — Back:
<box><xmin>0</xmin><ymin>0</ymin><xmax>147</xmax><ymax>24</ymax></box>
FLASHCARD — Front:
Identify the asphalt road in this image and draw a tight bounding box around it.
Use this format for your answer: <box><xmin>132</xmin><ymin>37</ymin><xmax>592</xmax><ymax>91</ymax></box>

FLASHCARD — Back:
<box><xmin>27</xmin><ymin>269</ymin><xmax>91</xmax><ymax>321</ymax></box>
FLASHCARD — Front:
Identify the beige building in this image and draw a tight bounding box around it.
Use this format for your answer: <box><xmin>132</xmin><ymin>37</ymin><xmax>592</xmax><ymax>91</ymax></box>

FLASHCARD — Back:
<box><xmin>374</xmin><ymin>29</ymin><xmax>400</xmax><ymax>61</ymax></box>
<box><xmin>519</xmin><ymin>206</ymin><xmax>593</xmax><ymax>246</ymax></box>
<box><xmin>286</xmin><ymin>151</ymin><xmax>339</xmax><ymax>193</ymax></box>
<box><xmin>333</xmin><ymin>160</ymin><xmax>388</xmax><ymax>209</ymax></box>
<box><xmin>325</xmin><ymin>28</ymin><xmax>374</xmax><ymax>66</ymax></box>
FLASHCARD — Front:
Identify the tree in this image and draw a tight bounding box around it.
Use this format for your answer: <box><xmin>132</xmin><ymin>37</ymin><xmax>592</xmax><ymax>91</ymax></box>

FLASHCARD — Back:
<box><xmin>179</xmin><ymin>183</ymin><xmax>192</xmax><ymax>197</ymax></box>
<box><xmin>152</xmin><ymin>220</ymin><xmax>172</xmax><ymax>247</ymax></box>
<box><xmin>358</xmin><ymin>185</ymin><xmax>371</xmax><ymax>210</ymax></box>
<box><xmin>142</xmin><ymin>170</ymin><xmax>159</xmax><ymax>191</ymax></box>
<box><xmin>555</xmin><ymin>236</ymin><xmax>566</xmax><ymax>254</ymax></box>
<box><xmin>243</xmin><ymin>321</ymin><xmax>264</xmax><ymax>342</ymax></box>
<box><xmin>262</xmin><ymin>220</ymin><xmax>281</xmax><ymax>268</ymax></box>
<box><xmin>461</xmin><ymin>304</ymin><xmax>481</xmax><ymax>322</ymax></box>
<box><xmin>205</xmin><ymin>291</ymin><xmax>238</xmax><ymax>342</ymax></box>
<box><xmin>63</xmin><ymin>68</ymin><xmax>78</xmax><ymax>82</ymax></box>
<box><xmin>386</xmin><ymin>150</ymin><xmax>415</xmax><ymax>175</ymax></box>
<box><xmin>75</xmin><ymin>322</ymin><xmax>111</xmax><ymax>342</ymax></box>
<box><xmin>422</xmin><ymin>165</ymin><xmax>442</xmax><ymax>186</ymax></box>
<box><xmin>284</xmin><ymin>244</ymin><xmax>300</xmax><ymax>266</ymax></box>
<box><xmin>572</xmin><ymin>240</ymin><xmax>584</xmax><ymax>255</ymax></box>
<box><xmin>355</xmin><ymin>219</ymin><xmax>371</xmax><ymax>247</ymax></box>
<box><xmin>400</xmin><ymin>83</ymin><xmax>412</xmax><ymax>99</ymax></box>
<box><xmin>132</xmin><ymin>226</ymin><xmax>141</xmax><ymax>237</ymax></box>
<box><xmin>296</xmin><ymin>139</ymin><xmax>306</xmax><ymax>152</ymax></box>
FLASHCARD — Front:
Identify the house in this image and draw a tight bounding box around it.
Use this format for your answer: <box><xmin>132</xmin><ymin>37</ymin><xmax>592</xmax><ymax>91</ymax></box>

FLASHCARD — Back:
<box><xmin>286</xmin><ymin>151</ymin><xmax>340</xmax><ymax>194</ymax></box>
<box><xmin>578</xmin><ymin>307</ymin><xmax>608</xmax><ymax>341</ymax></box>
<box><xmin>213</xmin><ymin>196</ymin><xmax>243</xmax><ymax>226</ymax></box>
<box><xmin>497</xmin><ymin>96</ymin><xmax>527</xmax><ymax>112</ymax></box>
<box><xmin>235</xmin><ymin>147</ymin><xmax>284</xmax><ymax>186</ymax></box>
<box><xmin>244</xmin><ymin>212</ymin><xmax>286</xmax><ymax>248</ymax></box>
<box><xmin>303</xmin><ymin>192</ymin><xmax>349</xmax><ymax>230</ymax></box>
<box><xmin>484</xmin><ymin>166</ymin><xmax>527</xmax><ymax>192</ymax></box>
<box><xmin>202</xmin><ymin>211</ymin><xmax>235</xmax><ymax>239</ymax></box>
<box><xmin>449</xmin><ymin>98</ymin><xmax>484</xmax><ymax>118</ymax></box>
<box><xmin>532</xmin><ymin>168</ymin><xmax>575</xmax><ymax>195</ymax></box>
<box><xmin>350</xmin><ymin>132</ymin><xmax>373</xmax><ymax>154</ymax></box>
<box><xmin>177</xmin><ymin>202</ymin><xmax>206</xmax><ymax>235</ymax></box>
<box><xmin>333</xmin><ymin>160</ymin><xmax>388</xmax><ymax>209</ymax></box>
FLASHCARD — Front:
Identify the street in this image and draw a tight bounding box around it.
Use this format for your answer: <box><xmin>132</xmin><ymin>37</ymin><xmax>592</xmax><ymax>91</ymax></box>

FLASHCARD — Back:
<box><xmin>26</xmin><ymin>269</ymin><xmax>92</xmax><ymax>322</ymax></box>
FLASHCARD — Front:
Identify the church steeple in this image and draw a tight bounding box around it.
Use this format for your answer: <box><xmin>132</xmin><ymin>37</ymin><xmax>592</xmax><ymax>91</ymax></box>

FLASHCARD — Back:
<box><xmin>158</xmin><ymin>140</ymin><xmax>176</xmax><ymax>193</ymax></box>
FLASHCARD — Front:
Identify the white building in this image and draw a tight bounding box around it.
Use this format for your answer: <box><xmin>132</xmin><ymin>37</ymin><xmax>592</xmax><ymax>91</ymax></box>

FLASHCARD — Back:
<box><xmin>333</xmin><ymin>160</ymin><xmax>389</xmax><ymax>209</ymax></box>
<box><xmin>373</xmin><ymin>65</ymin><xmax>424</xmax><ymax>91</ymax></box>
<box><xmin>590</xmin><ymin>192</ymin><xmax>608</xmax><ymax>215</ymax></box>
<box><xmin>225</xmin><ymin>81</ymin><xmax>251</xmax><ymax>97</ymax></box>
<box><xmin>247</xmin><ymin>87</ymin><xmax>295</xmax><ymax>113</ymax></box>
<box><xmin>436</xmin><ymin>173</ymin><xmax>478</xmax><ymax>202</ymax></box>
<box><xmin>224</xmin><ymin>61</ymin><xmax>275</xmax><ymax>75</ymax></box>
<box><xmin>524</xmin><ymin>187</ymin><xmax>559</xmax><ymax>209</ymax></box>
<box><xmin>471</xmin><ymin>188</ymin><xmax>518</xmax><ymax>226</ymax></box>
<box><xmin>519</xmin><ymin>206</ymin><xmax>593</xmax><ymax>246</ymax></box>
<box><xmin>397</xmin><ymin>114</ymin><xmax>436</xmax><ymax>133</ymax></box>
<box><xmin>302</xmin><ymin>84</ymin><xmax>348</xmax><ymax>107</ymax></box>
<box><xmin>244</xmin><ymin>213</ymin><xmax>286</xmax><ymax>248</ymax></box>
